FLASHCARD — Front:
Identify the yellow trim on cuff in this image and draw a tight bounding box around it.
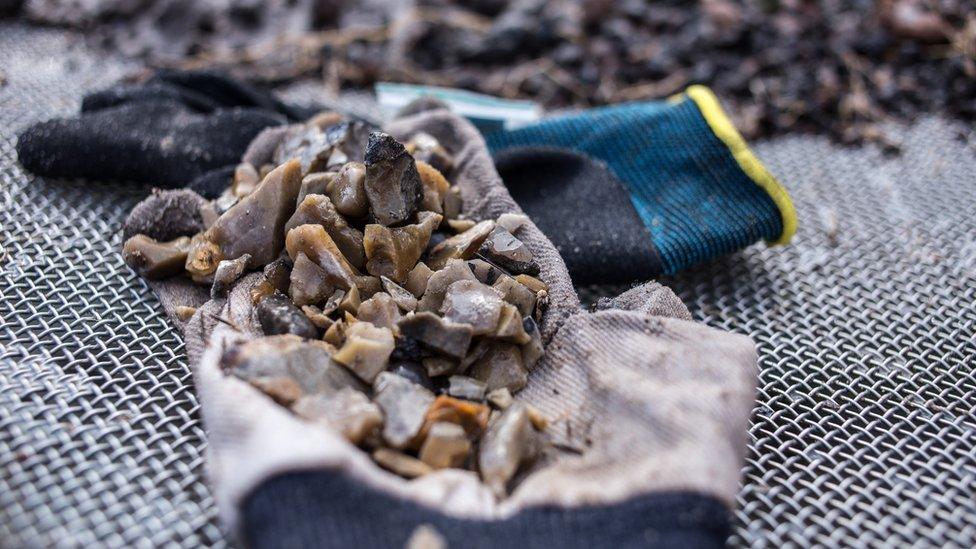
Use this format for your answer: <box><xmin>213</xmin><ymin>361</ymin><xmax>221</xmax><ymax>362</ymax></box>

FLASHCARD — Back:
<box><xmin>682</xmin><ymin>85</ymin><xmax>797</xmax><ymax>245</ymax></box>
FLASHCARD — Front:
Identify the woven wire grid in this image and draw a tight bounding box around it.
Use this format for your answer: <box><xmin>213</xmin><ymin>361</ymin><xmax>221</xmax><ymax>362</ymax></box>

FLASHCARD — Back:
<box><xmin>0</xmin><ymin>24</ymin><xmax>227</xmax><ymax>548</ymax></box>
<box><xmin>2</xmin><ymin>21</ymin><xmax>976</xmax><ymax>549</ymax></box>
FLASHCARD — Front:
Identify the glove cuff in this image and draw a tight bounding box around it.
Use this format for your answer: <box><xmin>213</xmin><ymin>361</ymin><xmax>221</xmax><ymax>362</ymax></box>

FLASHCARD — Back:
<box><xmin>243</xmin><ymin>470</ymin><xmax>731</xmax><ymax>549</ymax></box>
<box><xmin>485</xmin><ymin>86</ymin><xmax>797</xmax><ymax>274</ymax></box>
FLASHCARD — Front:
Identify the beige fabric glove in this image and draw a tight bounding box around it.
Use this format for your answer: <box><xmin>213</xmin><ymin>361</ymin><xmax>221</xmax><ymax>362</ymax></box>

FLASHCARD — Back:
<box><xmin>147</xmin><ymin>106</ymin><xmax>757</xmax><ymax>548</ymax></box>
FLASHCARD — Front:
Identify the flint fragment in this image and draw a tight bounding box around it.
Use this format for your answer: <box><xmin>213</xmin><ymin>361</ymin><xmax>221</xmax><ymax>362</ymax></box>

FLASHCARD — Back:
<box><xmin>190</xmin><ymin>160</ymin><xmax>303</xmax><ymax>275</ymax></box>
<box><xmin>447</xmin><ymin>375</ymin><xmax>488</xmax><ymax>401</ymax></box>
<box><xmin>333</xmin><ymin>321</ymin><xmax>395</xmax><ymax>383</ymax></box>
<box><xmin>493</xmin><ymin>275</ymin><xmax>536</xmax><ymax>317</ymax></box>
<box><xmin>440</xmin><ymin>280</ymin><xmax>504</xmax><ymax>335</ymax></box>
<box><xmin>297</xmin><ymin>171</ymin><xmax>335</xmax><ymax>205</ymax></box>
<box><xmin>494</xmin><ymin>303</ymin><xmax>531</xmax><ymax>344</ymax></box>
<box><xmin>478</xmin><ymin>226</ymin><xmax>539</xmax><ymax>275</ymax></box>
<box><xmin>417</xmin><ymin>259</ymin><xmax>477</xmax><ymax>313</ymax></box>
<box><xmin>293</xmin><ymin>388</ymin><xmax>383</xmax><ymax>445</ymax></box>
<box><xmin>122</xmin><ymin>235</ymin><xmax>190</xmax><ymax>279</ymax></box>
<box><xmin>419</xmin><ymin>422</ymin><xmax>471</xmax><ymax>469</ymax></box>
<box><xmin>372</xmin><ymin>448</ymin><xmax>432</xmax><ymax>478</ymax></box>
<box><xmin>415</xmin><ymin>160</ymin><xmax>450</xmax><ymax>214</ymax></box>
<box><xmin>211</xmin><ymin>253</ymin><xmax>251</xmax><ymax>298</ymax></box>
<box><xmin>373</xmin><ymin>372</ymin><xmax>435</xmax><ymax>449</ymax></box>
<box><xmin>478</xmin><ymin>402</ymin><xmax>544</xmax><ymax>497</ymax></box>
<box><xmin>356</xmin><ymin>292</ymin><xmax>402</xmax><ymax>330</ymax></box>
<box><xmin>427</xmin><ymin>220</ymin><xmax>495</xmax><ymax>270</ymax></box>
<box><xmin>381</xmin><ymin>276</ymin><xmax>418</xmax><ymax>311</ymax></box>
<box><xmin>404</xmin><ymin>262</ymin><xmax>434</xmax><ymax>298</ymax></box>
<box><xmin>422</xmin><ymin>395</ymin><xmax>490</xmax><ymax>438</ymax></box>
<box><xmin>257</xmin><ymin>293</ymin><xmax>320</xmax><ymax>339</ymax></box>
<box><xmin>221</xmin><ymin>335</ymin><xmax>365</xmax><ymax>397</ymax></box>
<box><xmin>327</xmin><ymin>162</ymin><xmax>369</xmax><ymax>218</ymax></box>
<box><xmin>289</xmin><ymin>253</ymin><xmax>334</xmax><ymax>306</ymax></box>
<box><xmin>406</xmin><ymin>132</ymin><xmax>455</xmax><ymax>174</ymax></box>
<box><xmin>285</xmin><ymin>224</ymin><xmax>358</xmax><ymax>290</ymax></box>
<box><xmin>363</xmin><ymin>132</ymin><xmax>424</xmax><ymax>226</ymax></box>
<box><xmin>364</xmin><ymin>211</ymin><xmax>442</xmax><ymax>282</ymax></box>
<box><xmin>398</xmin><ymin>312</ymin><xmax>473</xmax><ymax>360</ymax></box>
<box><xmin>469</xmin><ymin>342</ymin><xmax>528</xmax><ymax>393</ymax></box>
<box><xmin>284</xmin><ymin>194</ymin><xmax>366</xmax><ymax>270</ymax></box>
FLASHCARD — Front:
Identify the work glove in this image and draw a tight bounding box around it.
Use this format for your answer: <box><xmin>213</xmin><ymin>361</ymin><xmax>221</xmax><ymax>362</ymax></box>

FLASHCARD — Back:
<box><xmin>15</xmin><ymin>70</ymin><xmax>318</xmax><ymax>198</ymax></box>
<box><xmin>485</xmin><ymin>86</ymin><xmax>797</xmax><ymax>284</ymax></box>
<box><xmin>141</xmin><ymin>105</ymin><xmax>757</xmax><ymax>548</ymax></box>
<box><xmin>18</xmin><ymin>70</ymin><xmax>794</xmax><ymax>281</ymax></box>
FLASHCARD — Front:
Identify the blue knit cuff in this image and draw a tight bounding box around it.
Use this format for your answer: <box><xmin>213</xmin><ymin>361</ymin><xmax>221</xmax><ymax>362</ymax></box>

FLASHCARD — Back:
<box><xmin>484</xmin><ymin>86</ymin><xmax>796</xmax><ymax>275</ymax></box>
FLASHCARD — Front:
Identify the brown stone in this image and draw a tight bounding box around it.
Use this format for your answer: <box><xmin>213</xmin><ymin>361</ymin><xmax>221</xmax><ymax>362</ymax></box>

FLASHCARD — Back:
<box><xmin>122</xmin><ymin>234</ymin><xmax>190</xmax><ymax>279</ymax></box>
<box><xmin>426</xmin><ymin>220</ymin><xmax>495</xmax><ymax>270</ymax></box>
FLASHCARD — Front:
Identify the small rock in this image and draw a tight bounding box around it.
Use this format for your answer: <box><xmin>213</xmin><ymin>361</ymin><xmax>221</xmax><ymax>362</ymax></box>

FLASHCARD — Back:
<box><xmin>381</xmin><ymin>276</ymin><xmax>418</xmax><ymax>311</ymax></box>
<box><xmin>404</xmin><ymin>262</ymin><xmax>435</xmax><ymax>298</ymax></box>
<box><xmin>122</xmin><ymin>235</ymin><xmax>190</xmax><ymax>279</ymax></box>
<box><xmin>515</xmin><ymin>274</ymin><xmax>548</xmax><ymax>293</ymax></box>
<box><xmin>443</xmin><ymin>186</ymin><xmax>463</xmax><ymax>219</ymax></box>
<box><xmin>478</xmin><ymin>226</ymin><xmax>539</xmax><ymax>275</ymax></box>
<box><xmin>493</xmin><ymin>275</ymin><xmax>537</xmax><ymax>317</ymax></box>
<box><xmin>487</xmin><ymin>387</ymin><xmax>514</xmax><ymax>410</ymax></box>
<box><xmin>373</xmin><ymin>372</ymin><xmax>435</xmax><ymax>449</ymax></box>
<box><xmin>521</xmin><ymin>316</ymin><xmax>544</xmax><ymax>370</ymax></box>
<box><xmin>190</xmin><ymin>160</ymin><xmax>303</xmax><ymax>276</ymax></box>
<box><xmin>447</xmin><ymin>218</ymin><xmax>477</xmax><ymax>232</ymax></box>
<box><xmin>333</xmin><ymin>321</ymin><xmax>395</xmax><ymax>383</ymax></box>
<box><xmin>422</xmin><ymin>395</ymin><xmax>490</xmax><ymax>439</ymax></box>
<box><xmin>289</xmin><ymin>252</ymin><xmax>335</xmax><ymax>306</ymax></box>
<box><xmin>232</xmin><ymin>163</ymin><xmax>261</xmax><ymax>198</ymax></box>
<box><xmin>222</xmin><ymin>335</ymin><xmax>365</xmax><ymax>397</ymax></box>
<box><xmin>338</xmin><ymin>285</ymin><xmax>361</xmax><ymax>315</ymax></box>
<box><xmin>364</xmin><ymin>211</ymin><xmax>442</xmax><ymax>282</ymax></box>
<box><xmin>447</xmin><ymin>375</ymin><xmax>488</xmax><ymax>401</ymax></box>
<box><xmin>175</xmin><ymin>305</ymin><xmax>197</xmax><ymax>322</ymax></box>
<box><xmin>257</xmin><ymin>293</ymin><xmax>320</xmax><ymax>339</ymax></box>
<box><xmin>427</xmin><ymin>220</ymin><xmax>495</xmax><ymax>270</ymax></box>
<box><xmin>467</xmin><ymin>258</ymin><xmax>507</xmax><ymax>285</ymax></box>
<box><xmin>301</xmin><ymin>304</ymin><xmax>334</xmax><ymax>329</ymax></box>
<box><xmin>469</xmin><ymin>342</ymin><xmax>528</xmax><ymax>393</ymax></box>
<box><xmin>478</xmin><ymin>402</ymin><xmax>544</xmax><ymax>497</ymax></box>
<box><xmin>398</xmin><ymin>312</ymin><xmax>474</xmax><ymax>360</ymax></box>
<box><xmin>389</xmin><ymin>360</ymin><xmax>435</xmax><ymax>391</ymax></box>
<box><xmin>493</xmin><ymin>303</ymin><xmax>530</xmax><ymax>344</ymax></box>
<box><xmin>422</xmin><ymin>356</ymin><xmax>459</xmax><ymax>378</ymax></box>
<box><xmin>356</xmin><ymin>292</ymin><xmax>402</xmax><ymax>330</ymax></box>
<box><xmin>211</xmin><ymin>253</ymin><xmax>251</xmax><ymax>298</ymax></box>
<box><xmin>417</xmin><ymin>259</ymin><xmax>478</xmax><ymax>312</ymax></box>
<box><xmin>415</xmin><ymin>160</ymin><xmax>451</xmax><ymax>214</ymax></box>
<box><xmin>406</xmin><ymin>132</ymin><xmax>455</xmax><ymax>175</ymax></box>
<box><xmin>363</xmin><ymin>132</ymin><xmax>424</xmax><ymax>226</ymax></box>
<box><xmin>284</xmin><ymin>194</ymin><xmax>366</xmax><ymax>270</ymax></box>
<box><xmin>419</xmin><ymin>422</ymin><xmax>471</xmax><ymax>469</ymax></box>
<box><xmin>292</xmin><ymin>388</ymin><xmax>383</xmax><ymax>445</ymax></box>
<box><xmin>285</xmin><ymin>224</ymin><xmax>359</xmax><ymax>290</ymax></box>
<box><xmin>440</xmin><ymin>280</ymin><xmax>504</xmax><ymax>335</ymax></box>
<box><xmin>297</xmin><ymin>171</ymin><xmax>335</xmax><ymax>205</ymax></box>
<box><xmin>327</xmin><ymin>162</ymin><xmax>369</xmax><ymax>219</ymax></box>
<box><xmin>263</xmin><ymin>257</ymin><xmax>293</xmax><ymax>294</ymax></box>
<box><xmin>372</xmin><ymin>448</ymin><xmax>432</xmax><ymax>478</ymax></box>
<box><xmin>495</xmin><ymin>213</ymin><xmax>530</xmax><ymax>234</ymax></box>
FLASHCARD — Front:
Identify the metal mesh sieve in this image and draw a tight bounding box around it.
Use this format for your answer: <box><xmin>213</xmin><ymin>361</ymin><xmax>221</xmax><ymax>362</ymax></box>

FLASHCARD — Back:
<box><xmin>2</xmin><ymin>22</ymin><xmax>975</xmax><ymax>549</ymax></box>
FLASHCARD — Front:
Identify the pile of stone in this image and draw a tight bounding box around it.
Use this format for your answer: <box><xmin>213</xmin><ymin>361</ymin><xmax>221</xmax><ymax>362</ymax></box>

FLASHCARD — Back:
<box><xmin>121</xmin><ymin>114</ymin><xmax>548</xmax><ymax>495</ymax></box>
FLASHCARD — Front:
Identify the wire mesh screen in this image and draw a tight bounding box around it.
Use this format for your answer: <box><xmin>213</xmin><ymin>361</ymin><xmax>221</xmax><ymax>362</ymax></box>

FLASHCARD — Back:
<box><xmin>2</xmin><ymin>22</ymin><xmax>975</xmax><ymax>548</ymax></box>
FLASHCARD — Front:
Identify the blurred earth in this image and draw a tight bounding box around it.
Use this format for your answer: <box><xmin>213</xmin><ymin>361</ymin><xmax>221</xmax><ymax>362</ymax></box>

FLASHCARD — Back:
<box><xmin>5</xmin><ymin>0</ymin><xmax>976</xmax><ymax>150</ymax></box>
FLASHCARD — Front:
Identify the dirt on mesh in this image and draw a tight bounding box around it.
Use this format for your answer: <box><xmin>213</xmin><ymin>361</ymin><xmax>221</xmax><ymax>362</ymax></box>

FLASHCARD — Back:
<box><xmin>12</xmin><ymin>0</ymin><xmax>976</xmax><ymax>150</ymax></box>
